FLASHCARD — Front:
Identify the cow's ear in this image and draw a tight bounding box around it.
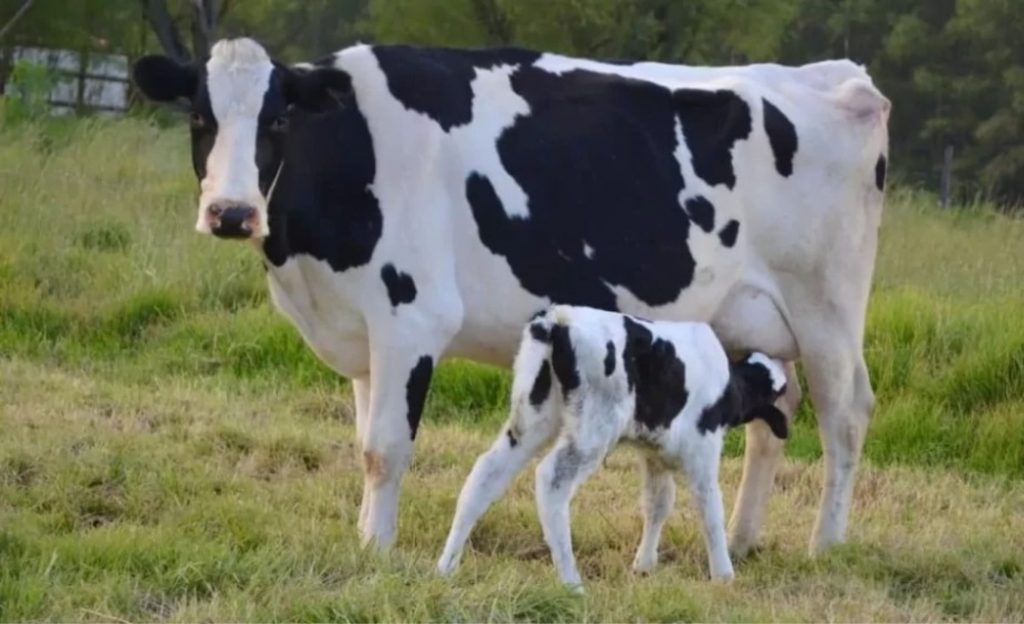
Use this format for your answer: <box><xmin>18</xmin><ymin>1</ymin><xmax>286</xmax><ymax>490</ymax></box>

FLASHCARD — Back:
<box><xmin>283</xmin><ymin>65</ymin><xmax>352</xmax><ymax>112</ymax></box>
<box><xmin>132</xmin><ymin>55</ymin><xmax>198</xmax><ymax>103</ymax></box>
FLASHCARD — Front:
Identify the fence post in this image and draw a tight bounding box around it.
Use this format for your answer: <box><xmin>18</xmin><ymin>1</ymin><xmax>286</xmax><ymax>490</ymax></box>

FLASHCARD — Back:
<box><xmin>940</xmin><ymin>144</ymin><xmax>954</xmax><ymax>208</ymax></box>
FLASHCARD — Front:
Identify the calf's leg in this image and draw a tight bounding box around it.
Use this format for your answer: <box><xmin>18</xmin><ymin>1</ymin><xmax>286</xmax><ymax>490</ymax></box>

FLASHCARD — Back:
<box><xmin>632</xmin><ymin>455</ymin><xmax>676</xmax><ymax>574</ymax></box>
<box><xmin>535</xmin><ymin>436</ymin><xmax>606</xmax><ymax>590</ymax></box>
<box><xmin>437</xmin><ymin>398</ymin><xmax>559</xmax><ymax>575</ymax></box>
<box><xmin>681</xmin><ymin>436</ymin><xmax>733</xmax><ymax>581</ymax></box>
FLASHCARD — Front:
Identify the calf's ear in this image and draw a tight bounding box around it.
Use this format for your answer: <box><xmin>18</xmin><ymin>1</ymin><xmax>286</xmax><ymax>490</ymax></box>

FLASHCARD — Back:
<box><xmin>132</xmin><ymin>55</ymin><xmax>198</xmax><ymax>103</ymax></box>
<box><xmin>748</xmin><ymin>405</ymin><xmax>789</xmax><ymax>440</ymax></box>
<box><xmin>283</xmin><ymin>65</ymin><xmax>352</xmax><ymax>112</ymax></box>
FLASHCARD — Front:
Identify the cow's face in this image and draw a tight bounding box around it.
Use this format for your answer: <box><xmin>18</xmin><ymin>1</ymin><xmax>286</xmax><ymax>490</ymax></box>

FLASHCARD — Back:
<box><xmin>132</xmin><ymin>38</ymin><xmax>350</xmax><ymax>240</ymax></box>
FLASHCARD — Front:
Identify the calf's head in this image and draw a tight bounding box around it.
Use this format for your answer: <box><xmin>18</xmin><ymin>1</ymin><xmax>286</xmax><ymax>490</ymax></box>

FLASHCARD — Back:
<box><xmin>132</xmin><ymin>38</ymin><xmax>350</xmax><ymax>240</ymax></box>
<box><xmin>730</xmin><ymin>353</ymin><xmax>789</xmax><ymax>439</ymax></box>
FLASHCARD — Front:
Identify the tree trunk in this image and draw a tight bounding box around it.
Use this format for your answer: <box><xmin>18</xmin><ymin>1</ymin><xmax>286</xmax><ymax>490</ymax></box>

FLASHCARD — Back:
<box><xmin>141</xmin><ymin>0</ymin><xmax>190</xmax><ymax>63</ymax></box>
<box><xmin>191</xmin><ymin>0</ymin><xmax>218</xmax><ymax>60</ymax></box>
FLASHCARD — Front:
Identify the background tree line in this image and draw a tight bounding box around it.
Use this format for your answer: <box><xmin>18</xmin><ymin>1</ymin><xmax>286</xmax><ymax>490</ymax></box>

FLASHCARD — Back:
<box><xmin>1</xmin><ymin>0</ymin><xmax>1022</xmax><ymax>205</ymax></box>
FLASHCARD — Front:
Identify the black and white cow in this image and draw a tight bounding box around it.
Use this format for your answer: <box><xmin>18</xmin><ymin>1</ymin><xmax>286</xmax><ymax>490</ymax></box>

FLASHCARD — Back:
<box><xmin>438</xmin><ymin>305</ymin><xmax>789</xmax><ymax>588</ymax></box>
<box><xmin>132</xmin><ymin>38</ymin><xmax>889</xmax><ymax>553</ymax></box>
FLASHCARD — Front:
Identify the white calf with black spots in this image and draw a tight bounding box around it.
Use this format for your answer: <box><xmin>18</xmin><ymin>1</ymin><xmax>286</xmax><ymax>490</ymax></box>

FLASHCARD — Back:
<box><xmin>438</xmin><ymin>306</ymin><xmax>788</xmax><ymax>589</ymax></box>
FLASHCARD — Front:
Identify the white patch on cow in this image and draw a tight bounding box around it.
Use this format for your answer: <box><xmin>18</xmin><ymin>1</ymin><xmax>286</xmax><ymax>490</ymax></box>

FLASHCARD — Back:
<box><xmin>583</xmin><ymin>242</ymin><xmax>595</xmax><ymax>259</ymax></box>
<box><xmin>199</xmin><ymin>38</ymin><xmax>274</xmax><ymax>236</ymax></box>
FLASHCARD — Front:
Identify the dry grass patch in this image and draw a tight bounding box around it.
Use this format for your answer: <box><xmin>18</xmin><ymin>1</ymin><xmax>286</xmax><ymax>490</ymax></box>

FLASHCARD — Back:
<box><xmin>2</xmin><ymin>359</ymin><xmax>1022</xmax><ymax>622</ymax></box>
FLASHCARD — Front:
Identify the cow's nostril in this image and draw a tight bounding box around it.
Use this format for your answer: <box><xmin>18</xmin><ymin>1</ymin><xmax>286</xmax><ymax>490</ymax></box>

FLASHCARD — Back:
<box><xmin>208</xmin><ymin>204</ymin><xmax>224</xmax><ymax>217</ymax></box>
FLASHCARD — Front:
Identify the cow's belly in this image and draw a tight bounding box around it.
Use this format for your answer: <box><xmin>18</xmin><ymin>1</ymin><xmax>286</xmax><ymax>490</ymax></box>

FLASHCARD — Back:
<box><xmin>266</xmin><ymin>256</ymin><xmax>371</xmax><ymax>379</ymax></box>
<box><xmin>445</xmin><ymin>227</ymin><xmax>743</xmax><ymax>367</ymax></box>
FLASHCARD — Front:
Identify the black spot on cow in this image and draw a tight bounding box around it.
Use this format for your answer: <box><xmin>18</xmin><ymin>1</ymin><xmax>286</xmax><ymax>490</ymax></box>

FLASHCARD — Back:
<box><xmin>529</xmin><ymin>321</ymin><xmax>551</xmax><ymax>343</ymax></box>
<box><xmin>406</xmin><ymin>356</ymin><xmax>433</xmax><ymax>439</ymax></box>
<box><xmin>380</xmin><ymin>263</ymin><xmax>417</xmax><ymax>307</ymax></box>
<box><xmin>762</xmin><ymin>98</ymin><xmax>797</xmax><ymax>177</ymax></box>
<box><xmin>674</xmin><ymin>88</ymin><xmax>753</xmax><ymax>189</ymax></box>
<box><xmin>529</xmin><ymin>361</ymin><xmax>553</xmax><ymax>407</ymax></box>
<box><xmin>718</xmin><ymin>220</ymin><xmax>740</xmax><ymax>248</ymax></box>
<box><xmin>875</xmin><ymin>154</ymin><xmax>887</xmax><ymax>191</ymax></box>
<box><xmin>621</xmin><ymin>317</ymin><xmax>689</xmax><ymax>430</ymax></box>
<box><xmin>549</xmin><ymin>324</ymin><xmax>580</xmax><ymax>399</ymax></box>
<box><xmin>604</xmin><ymin>341</ymin><xmax>616</xmax><ymax>376</ymax></box>
<box><xmin>262</xmin><ymin>88</ymin><xmax>383</xmax><ymax>271</ymax></box>
<box><xmin>372</xmin><ymin>45</ymin><xmax>541</xmax><ymax>132</ymax></box>
<box><xmin>685</xmin><ymin>196</ymin><xmax>715</xmax><ymax>233</ymax></box>
<box><xmin>471</xmin><ymin>67</ymin><xmax>733</xmax><ymax>309</ymax></box>
<box><xmin>506</xmin><ymin>429</ymin><xmax>518</xmax><ymax>447</ymax></box>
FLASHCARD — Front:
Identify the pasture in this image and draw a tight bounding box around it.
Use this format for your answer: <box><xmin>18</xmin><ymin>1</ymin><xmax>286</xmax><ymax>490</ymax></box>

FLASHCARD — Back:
<box><xmin>1</xmin><ymin>118</ymin><xmax>1023</xmax><ymax>621</ymax></box>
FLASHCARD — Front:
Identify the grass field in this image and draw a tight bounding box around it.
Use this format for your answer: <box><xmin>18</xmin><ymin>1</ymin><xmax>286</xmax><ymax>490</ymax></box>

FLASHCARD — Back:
<box><xmin>1</xmin><ymin>118</ymin><xmax>1023</xmax><ymax>621</ymax></box>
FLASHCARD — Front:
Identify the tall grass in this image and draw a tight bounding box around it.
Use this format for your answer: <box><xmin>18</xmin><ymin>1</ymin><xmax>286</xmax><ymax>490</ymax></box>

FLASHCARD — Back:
<box><xmin>3</xmin><ymin>119</ymin><xmax>1023</xmax><ymax>476</ymax></box>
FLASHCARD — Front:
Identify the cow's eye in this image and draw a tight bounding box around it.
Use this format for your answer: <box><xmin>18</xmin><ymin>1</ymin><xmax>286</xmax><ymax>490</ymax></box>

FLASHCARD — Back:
<box><xmin>189</xmin><ymin>112</ymin><xmax>205</xmax><ymax>129</ymax></box>
<box><xmin>270</xmin><ymin>115</ymin><xmax>289</xmax><ymax>132</ymax></box>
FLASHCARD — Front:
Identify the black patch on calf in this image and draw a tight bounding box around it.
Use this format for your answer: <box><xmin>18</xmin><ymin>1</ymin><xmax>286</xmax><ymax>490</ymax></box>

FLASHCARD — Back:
<box><xmin>529</xmin><ymin>321</ymin><xmax>551</xmax><ymax>343</ymax></box>
<box><xmin>875</xmin><ymin>154</ymin><xmax>887</xmax><ymax>191</ymax></box>
<box><xmin>700</xmin><ymin>358</ymin><xmax>788</xmax><ymax>438</ymax></box>
<box><xmin>405</xmin><ymin>356</ymin><xmax>434</xmax><ymax>439</ymax></box>
<box><xmin>696</xmin><ymin>386</ymin><xmax>737</xmax><ymax>435</ymax></box>
<box><xmin>381</xmin><ymin>263</ymin><xmax>417</xmax><ymax>307</ymax></box>
<box><xmin>622</xmin><ymin>316</ymin><xmax>653</xmax><ymax>392</ymax></box>
<box><xmin>622</xmin><ymin>317</ymin><xmax>689</xmax><ymax>429</ymax></box>
<box><xmin>604</xmin><ymin>341</ymin><xmax>616</xmax><ymax>376</ymax></box>
<box><xmin>718</xmin><ymin>220</ymin><xmax>740</xmax><ymax>248</ymax></box>
<box><xmin>471</xmin><ymin>67</ymin><xmax>719</xmax><ymax>309</ymax></box>
<box><xmin>506</xmin><ymin>429</ymin><xmax>518</xmax><ymax>447</ymax></box>
<box><xmin>673</xmin><ymin>88</ymin><xmax>752</xmax><ymax>189</ymax></box>
<box><xmin>372</xmin><ymin>45</ymin><xmax>541</xmax><ymax>132</ymax></box>
<box><xmin>529</xmin><ymin>361</ymin><xmax>553</xmax><ymax>407</ymax></box>
<box><xmin>549</xmin><ymin>324</ymin><xmax>580</xmax><ymax>399</ymax></box>
<box><xmin>762</xmin><ymin>98</ymin><xmax>797</xmax><ymax>177</ymax></box>
<box><xmin>685</xmin><ymin>196</ymin><xmax>715</xmax><ymax>233</ymax></box>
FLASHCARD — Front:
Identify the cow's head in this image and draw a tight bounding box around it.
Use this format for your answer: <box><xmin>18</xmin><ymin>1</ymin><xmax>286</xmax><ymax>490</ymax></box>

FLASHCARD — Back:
<box><xmin>731</xmin><ymin>353</ymin><xmax>789</xmax><ymax>439</ymax></box>
<box><xmin>132</xmin><ymin>38</ymin><xmax>350</xmax><ymax>239</ymax></box>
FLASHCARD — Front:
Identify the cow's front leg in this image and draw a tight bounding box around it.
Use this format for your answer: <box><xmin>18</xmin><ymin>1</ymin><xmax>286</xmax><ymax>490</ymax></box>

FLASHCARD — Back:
<box><xmin>359</xmin><ymin>343</ymin><xmax>440</xmax><ymax>550</ymax></box>
<box><xmin>728</xmin><ymin>361</ymin><xmax>802</xmax><ymax>557</ymax></box>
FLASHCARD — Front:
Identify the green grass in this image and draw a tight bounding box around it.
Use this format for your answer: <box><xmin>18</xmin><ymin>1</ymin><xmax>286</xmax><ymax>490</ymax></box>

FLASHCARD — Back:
<box><xmin>1</xmin><ymin>117</ymin><xmax>1023</xmax><ymax>620</ymax></box>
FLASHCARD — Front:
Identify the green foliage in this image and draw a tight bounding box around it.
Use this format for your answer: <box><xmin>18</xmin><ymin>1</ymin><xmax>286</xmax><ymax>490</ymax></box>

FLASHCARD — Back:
<box><xmin>1</xmin><ymin>61</ymin><xmax>55</xmax><ymax>124</ymax></box>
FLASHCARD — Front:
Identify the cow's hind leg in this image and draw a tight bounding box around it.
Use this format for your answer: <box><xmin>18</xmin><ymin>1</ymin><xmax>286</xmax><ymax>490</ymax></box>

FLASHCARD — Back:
<box><xmin>353</xmin><ymin>377</ymin><xmax>372</xmax><ymax>535</ymax></box>
<box><xmin>801</xmin><ymin>333</ymin><xmax>874</xmax><ymax>554</ymax></box>
<box><xmin>728</xmin><ymin>362</ymin><xmax>802</xmax><ymax>557</ymax></box>
<box><xmin>437</xmin><ymin>396</ymin><xmax>560</xmax><ymax>575</ymax></box>
<box><xmin>632</xmin><ymin>455</ymin><xmax>676</xmax><ymax>574</ymax></box>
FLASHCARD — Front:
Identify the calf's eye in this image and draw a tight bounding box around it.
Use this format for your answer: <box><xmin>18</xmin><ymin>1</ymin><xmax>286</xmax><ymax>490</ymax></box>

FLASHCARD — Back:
<box><xmin>189</xmin><ymin>112</ymin><xmax>205</xmax><ymax>129</ymax></box>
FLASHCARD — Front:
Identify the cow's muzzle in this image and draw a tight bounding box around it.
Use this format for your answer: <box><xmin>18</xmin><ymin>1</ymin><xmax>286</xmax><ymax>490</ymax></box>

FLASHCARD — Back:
<box><xmin>207</xmin><ymin>202</ymin><xmax>259</xmax><ymax>239</ymax></box>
